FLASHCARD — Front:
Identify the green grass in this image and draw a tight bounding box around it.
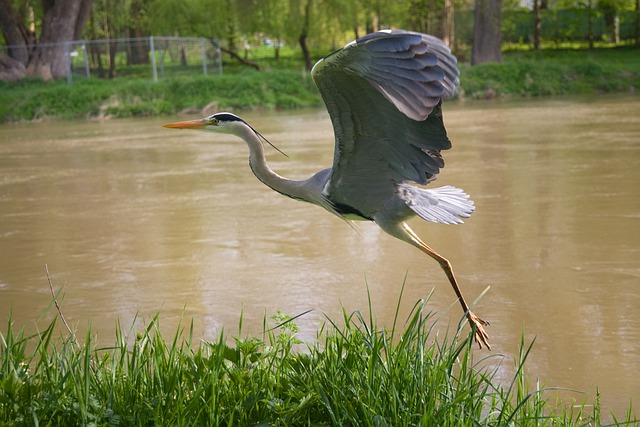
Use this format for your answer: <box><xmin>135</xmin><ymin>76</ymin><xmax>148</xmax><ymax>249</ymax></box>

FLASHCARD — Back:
<box><xmin>0</xmin><ymin>45</ymin><xmax>638</xmax><ymax>122</ymax></box>
<box><xmin>460</xmin><ymin>46</ymin><xmax>640</xmax><ymax>98</ymax></box>
<box><xmin>1</xmin><ymin>291</ymin><xmax>636</xmax><ymax>426</ymax></box>
<box><xmin>0</xmin><ymin>69</ymin><xmax>320</xmax><ymax>122</ymax></box>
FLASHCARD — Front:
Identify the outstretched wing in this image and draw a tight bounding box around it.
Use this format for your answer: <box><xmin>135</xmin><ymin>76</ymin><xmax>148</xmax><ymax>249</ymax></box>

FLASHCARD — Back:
<box><xmin>311</xmin><ymin>30</ymin><xmax>460</xmax><ymax>217</ymax></box>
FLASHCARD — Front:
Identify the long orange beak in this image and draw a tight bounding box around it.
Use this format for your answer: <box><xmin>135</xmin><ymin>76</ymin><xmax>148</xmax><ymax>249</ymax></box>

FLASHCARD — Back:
<box><xmin>163</xmin><ymin>119</ymin><xmax>207</xmax><ymax>129</ymax></box>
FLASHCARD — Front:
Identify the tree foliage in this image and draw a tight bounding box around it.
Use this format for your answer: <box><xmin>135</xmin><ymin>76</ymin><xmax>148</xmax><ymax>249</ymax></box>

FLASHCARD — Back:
<box><xmin>2</xmin><ymin>0</ymin><xmax>639</xmax><ymax>81</ymax></box>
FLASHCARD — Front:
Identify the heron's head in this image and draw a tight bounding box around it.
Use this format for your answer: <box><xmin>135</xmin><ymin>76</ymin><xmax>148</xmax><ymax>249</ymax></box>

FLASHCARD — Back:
<box><xmin>163</xmin><ymin>112</ymin><xmax>288</xmax><ymax>157</ymax></box>
<box><xmin>163</xmin><ymin>112</ymin><xmax>246</xmax><ymax>134</ymax></box>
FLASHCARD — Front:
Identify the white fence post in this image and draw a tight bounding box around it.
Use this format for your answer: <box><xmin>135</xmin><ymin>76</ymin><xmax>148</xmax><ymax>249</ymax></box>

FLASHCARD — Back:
<box><xmin>215</xmin><ymin>40</ymin><xmax>222</xmax><ymax>75</ymax></box>
<box><xmin>202</xmin><ymin>38</ymin><xmax>207</xmax><ymax>75</ymax></box>
<box><xmin>82</xmin><ymin>42</ymin><xmax>90</xmax><ymax>79</ymax></box>
<box><xmin>150</xmin><ymin>36</ymin><xmax>158</xmax><ymax>82</ymax></box>
<box><xmin>66</xmin><ymin>41</ymin><xmax>73</xmax><ymax>84</ymax></box>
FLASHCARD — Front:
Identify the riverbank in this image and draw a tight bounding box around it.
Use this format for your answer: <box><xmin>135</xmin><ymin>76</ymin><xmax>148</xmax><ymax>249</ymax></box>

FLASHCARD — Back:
<box><xmin>0</xmin><ymin>46</ymin><xmax>638</xmax><ymax>123</ymax></box>
<box><xmin>1</xmin><ymin>301</ymin><xmax>636</xmax><ymax>425</ymax></box>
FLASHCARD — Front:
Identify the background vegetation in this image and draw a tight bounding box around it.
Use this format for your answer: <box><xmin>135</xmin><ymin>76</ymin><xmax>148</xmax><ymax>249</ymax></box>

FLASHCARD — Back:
<box><xmin>80</xmin><ymin>0</ymin><xmax>640</xmax><ymax>56</ymax></box>
<box><xmin>1</xmin><ymin>0</ymin><xmax>638</xmax><ymax>121</ymax></box>
<box><xmin>1</xmin><ymin>46</ymin><xmax>638</xmax><ymax>122</ymax></box>
<box><xmin>1</xmin><ymin>0</ymin><xmax>639</xmax><ymax>80</ymax></box>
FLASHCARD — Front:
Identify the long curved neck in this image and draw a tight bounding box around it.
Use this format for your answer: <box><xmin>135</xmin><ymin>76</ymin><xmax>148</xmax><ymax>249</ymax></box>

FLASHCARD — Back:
<box><xmin>235</xmin><ymin>123</ymin><xmax>308</xmax><ymax>201</ymax></box>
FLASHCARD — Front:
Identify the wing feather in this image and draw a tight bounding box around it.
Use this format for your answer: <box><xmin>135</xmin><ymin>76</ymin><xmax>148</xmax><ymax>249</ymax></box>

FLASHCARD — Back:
<box><xmin>311</xmin><ymin>30</ymin><xmax>460</xmax><ymax>217</ymax></box>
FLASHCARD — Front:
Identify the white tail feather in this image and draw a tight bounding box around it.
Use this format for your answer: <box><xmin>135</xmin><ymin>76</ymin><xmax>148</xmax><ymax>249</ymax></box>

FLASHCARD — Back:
<box><xmin>400</xmin><ymin>184</ymin><xmax>475</xmax><ymax>224</ymax></box>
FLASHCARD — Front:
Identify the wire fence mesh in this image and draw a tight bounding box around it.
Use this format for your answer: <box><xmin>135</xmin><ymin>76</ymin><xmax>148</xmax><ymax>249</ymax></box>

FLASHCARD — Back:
<box><xmin>0</xmin><ymin>36</ymin><xmax>223</xmax><ymax>84</ymax></box>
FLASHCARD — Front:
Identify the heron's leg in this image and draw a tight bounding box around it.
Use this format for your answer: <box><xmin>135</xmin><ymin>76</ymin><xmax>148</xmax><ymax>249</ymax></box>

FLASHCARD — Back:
<box><xmin>380</xmin><ymin>220</ymin><xmax>490</xmax><ymax>349</ymax></box>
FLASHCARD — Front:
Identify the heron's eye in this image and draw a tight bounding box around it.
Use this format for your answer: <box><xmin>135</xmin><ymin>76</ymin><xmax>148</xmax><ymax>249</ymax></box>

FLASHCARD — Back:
<box><xmin>206</xmin><ymin>117</ymin><xmax>219</xmax><ymax>126</ymax></box>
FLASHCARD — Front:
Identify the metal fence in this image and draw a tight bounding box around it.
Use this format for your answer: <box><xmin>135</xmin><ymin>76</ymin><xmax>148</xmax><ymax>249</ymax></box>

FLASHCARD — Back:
<box><xmin>1</xmin><ymin>36</ymin><xmax>223</xmax><ymax>84</ymax></box>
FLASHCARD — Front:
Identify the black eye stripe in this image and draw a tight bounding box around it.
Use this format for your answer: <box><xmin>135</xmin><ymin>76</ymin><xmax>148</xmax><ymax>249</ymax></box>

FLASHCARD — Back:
<box><xmin>211</xmin><ymin>113</ymin><xmax>243</xmax><ymax>122</ymax></box>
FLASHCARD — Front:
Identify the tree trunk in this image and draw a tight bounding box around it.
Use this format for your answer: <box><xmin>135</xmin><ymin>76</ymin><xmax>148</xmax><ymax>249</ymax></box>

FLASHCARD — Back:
<box><xmin>299</xmin><ymin>34</ymin><xmax>312</xmax><ymax>71</ymax></box>
<box><xmin>74</xmin><ymin>0</ymin><xmax>92</xmax><ymax>40</ymax></box>
<box><xmin>587</xmin><ymin>0</ymin><xmax>594</xmax><ymax>49</ymax></box>
<box><xmin>299</xmin><ymin>0</ymin><xmax>313</xmax><ymax>71</ymax></box>
<box><xmin>0</xmin><ymin>0</ymin><xmax>93</xmax><ymax>81</ymax></box>
<box><xmin>108</xmin><ymin>40</ymin><xmax>118</xmax><ymax>78</ymax></box>
<box><xmin>28</xmin><ymin>0</ymin><xmax>90</xmax><ymax>79</ymax></box>
<box><xmin>0</xmin><ymin>0</ymin><xmax>32</xmax><ymax>64</ymax></box>
<box><xmin>636</xmin><ymin>0</ymin><xmax>640</xmax><ymax>47</ymax></box>
<box><xmin>127</xmin><ymin>0</ymin><xmax>149</xmax><ymax>65</ymax></box>
<box><xmin>274</xmin><ymin>37</ymin><xmax>281</xmax><ymax>60</ymax></box>
<box><xmin>602</xmin><ymin>10</ymin><xmax>620</xmax><ymax>44</ymax></box>
<box><xmin>442</xmin><ymin>0</ymin><xmax>455</xmax><ymax>48</ymax></box>
<box><xmin>471</xmin><ymin>0</ymin><xmax>503</xmax><ymax>65</ymax></box>
<box><xmin>533</xmin><ymin>0</ymin><xmax>541</xmax><ymax>49</ymax></box>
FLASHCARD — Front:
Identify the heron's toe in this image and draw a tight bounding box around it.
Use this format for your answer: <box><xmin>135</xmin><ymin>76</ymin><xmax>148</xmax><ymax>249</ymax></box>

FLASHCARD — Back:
<box><xmin>468</xmin><ymin>312</ymin><xmax>491</xmax><ymax>350</ymax></box>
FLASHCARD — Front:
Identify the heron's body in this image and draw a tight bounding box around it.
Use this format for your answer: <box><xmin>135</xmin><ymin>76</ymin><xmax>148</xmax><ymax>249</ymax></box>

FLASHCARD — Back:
<box><xmin>164</xmin><ymin>30</ymin><xmax>490</xmax><ymax>349</ymax></box>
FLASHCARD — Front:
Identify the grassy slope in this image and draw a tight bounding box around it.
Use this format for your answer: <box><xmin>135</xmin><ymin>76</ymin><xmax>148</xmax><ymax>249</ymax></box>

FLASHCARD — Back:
<box><xmin>0</xmin><ymin>69</ymin><xmax>320</xmax><ymax>122</ymax></box>
<box><xmin>1</xmin><ymin>302</ymin><xmax>636</xmax><ymax>425</ymax></box>
<box><xmin>1</xmin><ymin>46</ymin><xmax>639</xmax><ymax>122</ymax></box>
<box><xmin>461</xmin><ymin>46</ymin><xmax>640</xmax><ymax>98</ymax></box>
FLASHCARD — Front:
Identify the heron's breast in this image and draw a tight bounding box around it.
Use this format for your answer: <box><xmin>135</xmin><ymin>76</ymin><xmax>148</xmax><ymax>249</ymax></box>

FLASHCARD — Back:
<box><xmin>331</xmin><ymin>200</ymin><xmax>373</xmax><ymax>221</ymax></box>
<box><xmin>340</xmin><ymin>212</ymin><xmax>371</xmax><ymax>221</ymax></box>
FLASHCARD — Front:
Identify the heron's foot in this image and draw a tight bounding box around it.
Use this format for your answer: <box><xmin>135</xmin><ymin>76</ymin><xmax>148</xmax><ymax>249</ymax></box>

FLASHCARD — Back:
<box><xmin>467</xmin><ymin>311</ymin><xmax>491</xmax><ymax>350</ymax></box>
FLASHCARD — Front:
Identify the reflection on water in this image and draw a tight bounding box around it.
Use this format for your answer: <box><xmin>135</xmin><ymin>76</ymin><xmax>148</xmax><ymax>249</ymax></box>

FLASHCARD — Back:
<box><xmin>1</xmin><ymin>95</ymin><xmax>639</xmax><ymax>415</ymax></box>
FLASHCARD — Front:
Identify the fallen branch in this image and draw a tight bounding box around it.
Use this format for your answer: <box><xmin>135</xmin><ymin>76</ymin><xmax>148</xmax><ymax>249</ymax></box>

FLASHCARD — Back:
<box><xmin>208</xmin><ymin>38</ymin><xmax>261</xmax><ymax>71</ymax></box>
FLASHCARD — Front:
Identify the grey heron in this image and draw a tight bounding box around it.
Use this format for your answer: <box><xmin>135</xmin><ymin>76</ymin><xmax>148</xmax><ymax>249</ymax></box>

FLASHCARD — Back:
<box><xmin>164</xmin><ymin>30</ymin><xmax>490</xmax><ymax>349</ymax></box>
